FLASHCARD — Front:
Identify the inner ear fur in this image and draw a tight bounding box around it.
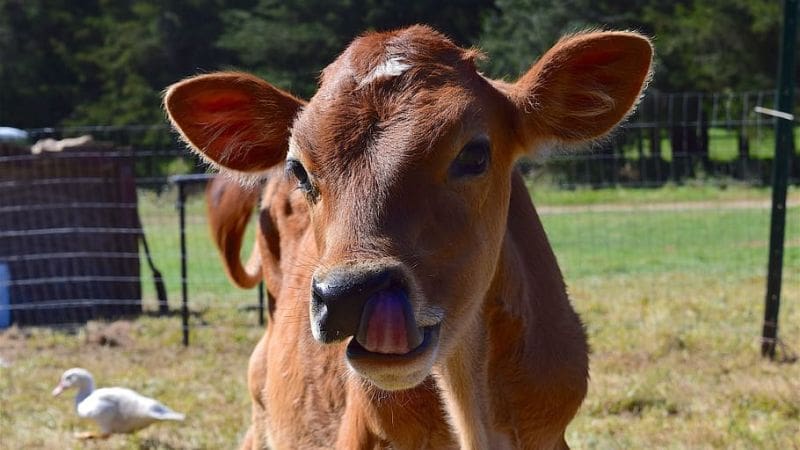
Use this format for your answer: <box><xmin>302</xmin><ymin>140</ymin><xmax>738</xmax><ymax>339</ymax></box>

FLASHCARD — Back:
<box><xmin>164</xmin><ymin>72</ymin><xmax>305</xmax><ymax>173</ymax></box>
<box><xmin>511</xmin><ymin>31</ymin><xmax>653</xmax><ymax>149</ymax></box>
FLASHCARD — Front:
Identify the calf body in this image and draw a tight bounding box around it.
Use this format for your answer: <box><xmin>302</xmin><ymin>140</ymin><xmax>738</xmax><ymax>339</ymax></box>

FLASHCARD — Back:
<box><xmin>167</xmin><ymin>25</ymin><xmax>652</xmax><ymax>449</ymax></box>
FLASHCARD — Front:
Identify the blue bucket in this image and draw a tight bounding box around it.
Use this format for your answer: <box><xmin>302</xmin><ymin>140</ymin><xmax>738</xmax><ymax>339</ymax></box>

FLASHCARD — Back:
<box><xmin>0</xmin><ymin>263</ymin><xmax>10</xmax><ymax>328</ymax></box>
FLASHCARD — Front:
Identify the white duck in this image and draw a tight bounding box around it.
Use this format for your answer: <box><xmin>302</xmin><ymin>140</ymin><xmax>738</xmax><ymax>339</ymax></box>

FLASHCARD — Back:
<box><xmin>52</xmin><ymin>367</ymin><xmax>185</xmax><ymax>439</ymax></box>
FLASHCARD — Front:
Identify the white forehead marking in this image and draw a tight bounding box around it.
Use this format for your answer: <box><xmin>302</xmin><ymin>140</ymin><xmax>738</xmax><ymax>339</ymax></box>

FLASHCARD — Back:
<box><xmin>358</xmin><ymin>56</ymin><xmax>411</xmax><ymax>87</ymax></box>
<box><xmin>287</xmin><ymin>136</ymin><xmax>299</xmax><ymax>160</ymax></box>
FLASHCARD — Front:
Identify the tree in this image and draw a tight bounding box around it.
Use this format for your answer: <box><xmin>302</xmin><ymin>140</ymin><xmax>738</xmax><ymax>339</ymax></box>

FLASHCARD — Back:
<box><xmin>0</xmin><ymin>0</ymin><xmax>101</xmax><ymax>127</ymax></box>
<box><xmin>480</xmin><ymin>0</ymin><xmax>651</xmax><ymax>81</ymax></box>
<box><xmin>0</xmin><ymin>0</ymin><xmax>251</xmax><ymax>127</ymax></box>
<box><xmin>67</xmin><ymin>0</ymin><xmax>251</xmax><ymax>125</ymax></box>
<box><xmin>2</xmin><ymin>0</ymin><xmax>790</xmax><ymax>128</ymax></box>
<box><xmin>479</xmin><ymin>0</ymin><xmax>786</xmax><ymax>93</ymax></box>
<box><xmin>218</xmin><ymin>0</ymin><xmax>492</xmax><ymax>99</ymax></box>
<box><xmin>643</xmin><ymin>0</ymin><xmax>781</xmax><ymax>92</ymax></box>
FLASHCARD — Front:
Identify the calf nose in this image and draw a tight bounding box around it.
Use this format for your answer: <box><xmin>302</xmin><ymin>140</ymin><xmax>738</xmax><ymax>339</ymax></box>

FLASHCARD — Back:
<box><xmin>310</xmin><ymin>267</ymin><xmax>394</xmax><ymax>343</ymax></box>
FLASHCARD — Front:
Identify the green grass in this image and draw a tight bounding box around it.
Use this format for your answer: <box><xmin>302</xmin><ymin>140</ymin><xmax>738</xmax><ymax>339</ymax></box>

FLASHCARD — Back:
<box><xmin>546</xmin><ymin>186</ymin><xmax>800</xmax><ymax>448</ymax></box>
<box><xmin>528</xmin><ymin>181</ymin><xmax>794</xmax><ymax>206</ymax></box>
<box><xmin>620</xmin><ymin>126</ymin><xmax>800</xmax><ymax>161</ymax></box>
<box><xmin>1</xmin><ymin>184</ymin><xmax>799</xmax><ymax>449</ymax></box>
<box><xmin>137</xmin><ymin>188</ymin><xmax>260</xmax><ymax>311</ymax></box>
<box><xmin>0</xmin><ymin>318</ymin><xmax>258</xmax><ymax>449</ymax></box>
<box><xmin>544</xmin><ymin>206</ymin><xmax>798</xmax><ymax>279</ymax></box>
<box><xmin>706</xmin><ymin>126</ymin><xmax>800</xmax><ymax>161</ymax></box>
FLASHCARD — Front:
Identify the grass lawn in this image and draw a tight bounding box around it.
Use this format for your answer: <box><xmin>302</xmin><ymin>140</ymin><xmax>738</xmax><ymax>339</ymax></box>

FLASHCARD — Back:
<box><xmin>529</xmin><ymin>181</ymin><xmax>781</xmax><ymax>207</ymax></box>
<box><xmin>620</xmin><ymin>125</ymin><xmax>800</xmax><ymax>161</ymax></box>
<box><xmin>1</xmin><ymin>184</ymin><xmax>798</xmax><ymax>449</ymax></box>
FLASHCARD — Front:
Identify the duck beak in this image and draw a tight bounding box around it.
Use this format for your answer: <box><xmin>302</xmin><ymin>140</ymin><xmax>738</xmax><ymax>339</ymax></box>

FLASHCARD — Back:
<box><xmin>52</xmin><ymin>383</ymin><xmax>65</xmax><ymax>397</ymax></box>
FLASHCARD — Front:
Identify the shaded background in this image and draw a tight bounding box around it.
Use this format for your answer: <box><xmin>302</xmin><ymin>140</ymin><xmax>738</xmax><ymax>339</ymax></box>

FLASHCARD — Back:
<box><xmin>0</xmin><ymin>0</ymin><xmax>794</xmax><ymax>128</ymax></box>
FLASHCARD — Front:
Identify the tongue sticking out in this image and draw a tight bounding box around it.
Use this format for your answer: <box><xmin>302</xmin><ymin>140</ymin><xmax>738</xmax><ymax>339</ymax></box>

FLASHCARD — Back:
<box><xmin>357</xmin><ymin>289</ymin><xmax>423</xmax><ymax>355</ymax></box>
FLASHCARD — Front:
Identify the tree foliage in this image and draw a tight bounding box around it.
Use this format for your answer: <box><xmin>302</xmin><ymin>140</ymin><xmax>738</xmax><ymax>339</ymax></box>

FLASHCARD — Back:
<box><xmin>0</xmin><ymin>0</ymin><xmax>793</xmax><ymax>128</ymax></box>
<box><xmin>480</xmin><ymin>0</ymin><xmax>650</xmax><ymax>80</ymax></box>
<box><xmin>480</xmin><ymin>0</ymin><xmax>790</xmax><ymax>92</ymax></box>
<box><xmin>0</xmin><ymin>0</ymin><xmax>249</xmax><ymax>127</ymax></box>
<box><xmin>642</xmin><ymin>0</ymin><xmax>782</xmax><ymax>91</ymax></box>
<box><xmin>217</xmin><ymin>0</ymin><xmax>491</xmax><ymax>98</ymax></box>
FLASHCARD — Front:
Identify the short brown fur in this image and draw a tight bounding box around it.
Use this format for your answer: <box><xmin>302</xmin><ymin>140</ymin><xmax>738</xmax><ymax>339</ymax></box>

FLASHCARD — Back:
<box><xmin>205</xmin><ymin>176</ymin><xmax>262</xmax><ymax>289</ymax></box>
<box><xmin>169</xmin><ymin>25</ymin><xmax>653</xmax><ymax>449</ymax></box>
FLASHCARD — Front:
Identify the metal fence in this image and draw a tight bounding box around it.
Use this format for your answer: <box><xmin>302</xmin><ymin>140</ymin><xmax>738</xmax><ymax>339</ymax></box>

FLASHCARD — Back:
<box><xmin>0</xmin><ymin>90</ymin><xmax>797</xmax><ymax>340</ymax></box>
<box><xmin>1</xmin><ymin>90</ymin><xmax>798</xmax><ymax>449</ymax></box>
<box><xmin>524</xmin><ymin>90</ymin><xmax>799</xmax><ymax>188</ymax></box>
<box><xmin>18</xmin><ymin>90</ymin><xmax>800</xmax><ymax>187</ymax></box>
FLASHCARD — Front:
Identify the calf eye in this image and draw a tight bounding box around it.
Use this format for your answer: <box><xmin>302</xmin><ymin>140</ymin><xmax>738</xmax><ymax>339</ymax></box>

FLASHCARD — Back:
<box><xmin>450</xmin><ymin>135</ymin><xmax>490</xmax><ymax>178</ymax></box>
<box><xmin>286</xmin><ymin>159</ymin><xmax>314</xmax><ymax>195</ymax></box>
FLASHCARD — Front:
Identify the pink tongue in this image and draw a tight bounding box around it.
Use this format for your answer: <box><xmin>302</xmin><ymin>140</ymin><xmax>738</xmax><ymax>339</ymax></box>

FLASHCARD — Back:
<box><xmin>361</xmin><ymin>291</ymin><xmax>411</xmax><ymax>354</ymax></box>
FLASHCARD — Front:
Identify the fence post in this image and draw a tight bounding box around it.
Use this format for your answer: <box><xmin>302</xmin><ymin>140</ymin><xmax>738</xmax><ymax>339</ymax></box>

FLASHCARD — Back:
<box><xmin>761</xmin><ymin>0</ymin><xmax>798</xmax><ymax>359</ymax></box>
<box><xmin>177</xmin><ymin>181</ymin><xmax>190</xmax><ymax>347</ymax></box>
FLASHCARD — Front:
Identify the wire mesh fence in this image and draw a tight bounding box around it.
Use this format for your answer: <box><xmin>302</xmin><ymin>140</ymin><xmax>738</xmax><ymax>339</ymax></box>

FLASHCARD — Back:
<box><xmin>0</xmin><ymin>146</ymin><xmax>143</xmax><ymax>326</ymax></box>
<box><xmin>0</xmin><ymin>90</ymin><xmax>798</xmax><ymax>447</ymax></box>
<box><xmin>0</xmin><ymin>89</ymin><xmax>797</xmax><ymax>337</ymax></box>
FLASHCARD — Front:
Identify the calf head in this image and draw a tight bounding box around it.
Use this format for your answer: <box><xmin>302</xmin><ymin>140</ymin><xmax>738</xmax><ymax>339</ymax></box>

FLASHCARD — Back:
<box><xmin>165</xmin><ymin>25</ymin><xmax>652</xmax><ymax>391</ymax></box>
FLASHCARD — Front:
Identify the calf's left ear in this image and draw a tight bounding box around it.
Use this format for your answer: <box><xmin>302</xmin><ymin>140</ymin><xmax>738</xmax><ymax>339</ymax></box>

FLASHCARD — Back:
<box><xmin>510</xmin><ymin>31</ymin><xmax>653</xmax><ymax>152</ymax></box>
<box><xmin>164</xmin><ymin>72</ymin><xmax>305</xmax><ymax>173</ymax></box>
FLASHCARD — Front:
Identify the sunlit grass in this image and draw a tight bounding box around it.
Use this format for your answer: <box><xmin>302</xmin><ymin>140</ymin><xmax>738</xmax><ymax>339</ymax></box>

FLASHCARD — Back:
<box><xmin>567</xmin><ymin>273</ymin><xmax>800</xmax><ymax>449</ymax></box>
<box><xmin>0</xmin><ymin>317</ymin><xmax>259</xmax><ymax>449</ymax></box>
<box><xmin>619</xmin><ymin>125</ymin><xmax>800</xmax><ymax>162</ymax></box>
<box><xmin>529</xmin><ymin>180</ymin><xmax>798</xmax><ymax>207</ymax></box>
<box><xmin>1</xmin><ymin>185</ymin><xmax>798</xmax><ymax>449</ymax></box>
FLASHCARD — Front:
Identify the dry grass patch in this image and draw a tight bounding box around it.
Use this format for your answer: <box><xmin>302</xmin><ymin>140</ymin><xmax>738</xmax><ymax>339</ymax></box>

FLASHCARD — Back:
<box><xmin>0</xmin><ymin>316</ymin><xmax>259</xmax><ymax>449</ymax></box>
<box><xmin>567</xmin><ymin>273</ymin><xmax>800</xmax><ymax>449</ymax></box>
<box><xmin>2</xmin><ymin>187</ymin><xmax>797</xmax><ymax>448</ymax></box>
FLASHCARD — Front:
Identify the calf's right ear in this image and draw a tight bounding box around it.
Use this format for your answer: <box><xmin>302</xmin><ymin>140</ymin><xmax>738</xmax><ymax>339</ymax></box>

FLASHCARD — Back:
<box><xmin>510</xmin><ymin>31</ymin><xmax>653</xmax><ymax>152</ymax></box>
<box><xmin>164</xmin><ymin>72</ymin><xmax>305</xmax><ymax>173</ymax></box>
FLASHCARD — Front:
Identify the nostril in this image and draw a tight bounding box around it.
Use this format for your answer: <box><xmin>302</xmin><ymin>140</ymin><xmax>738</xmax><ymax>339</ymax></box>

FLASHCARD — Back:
<box><xmin>312</xmin><ymin>269</ymin><xmax>394</xmax><ymax>305</ymax></box>
<box><xmin>311</xmin><ymin>279</ymin><xmax>329</xmax><ymax>304</ymax></box>
<box><xmin>309</xmin><ymin>267</ymin><xmax>405</xmax><ymax>344</ymax></box>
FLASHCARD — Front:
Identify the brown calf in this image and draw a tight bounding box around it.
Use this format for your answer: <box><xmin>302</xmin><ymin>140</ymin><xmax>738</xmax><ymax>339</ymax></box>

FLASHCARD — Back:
<box><xmin>205</xmin><ymin>175</ymin><xmax>262</xmax><ymax>289</ymax></box>
<box><xmin>166</xmin><ymin>25</ymin><xmax>652</xmax><ymax>449</ymax></box>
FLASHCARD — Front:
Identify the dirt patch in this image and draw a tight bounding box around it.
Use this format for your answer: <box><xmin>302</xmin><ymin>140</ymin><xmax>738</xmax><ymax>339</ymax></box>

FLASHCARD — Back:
<box><xmin>0</xmin><ymin>320</ymin><xmax>136</xmax><ymax>365</ymax></box>
<box><xmin>85</xmin><ymin>320</ymin><xmax>135</xmax><ymax>347</ymax></box>
<box><xmin>0</xmin><ymin>326</ymin><xmax>33</xmax><ymax>364</ymax></box>
<box><xmin>0</xmin><ymin>325</ymin><xmax>33</xmax><ymax>348</ymax></box>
